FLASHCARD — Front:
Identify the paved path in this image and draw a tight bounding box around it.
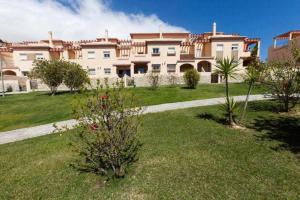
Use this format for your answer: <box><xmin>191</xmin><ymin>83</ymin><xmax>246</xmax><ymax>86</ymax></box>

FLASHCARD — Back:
<box><xmin>0</xmin><ymin>94</ymin><xmax>270</xmax><ymax>145</ymax></box>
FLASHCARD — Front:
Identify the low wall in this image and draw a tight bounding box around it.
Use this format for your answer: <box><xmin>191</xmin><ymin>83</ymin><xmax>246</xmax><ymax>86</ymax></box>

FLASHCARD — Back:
<box><xmin>2</xmin><ymin>72</ymin><xmax>245</xmax><ymax>93</ymax></box>
<box><xmin>0</xmin><ymin>80</ymin><xmax>20</xmax><ymax>92</ymax></box>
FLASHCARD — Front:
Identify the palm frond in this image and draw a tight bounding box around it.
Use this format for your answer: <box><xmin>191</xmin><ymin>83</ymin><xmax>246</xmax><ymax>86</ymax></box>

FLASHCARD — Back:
<box><xmin>214</xmin><ymin>57</ymin><xmax>240</xmax><ymax>79</ymax></box>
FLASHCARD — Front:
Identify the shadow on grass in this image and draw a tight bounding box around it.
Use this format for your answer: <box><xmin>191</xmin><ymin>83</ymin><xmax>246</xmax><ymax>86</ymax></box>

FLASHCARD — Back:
<box><xmin>180</xmin><ymin>86</ymin><xmax>196</xmax><ymax>90</ymax></box>
<box><xmin>36</xmin><ymin>90</ymin><xmax>87</xmax><ymax>97</ymax></box>
<box><xmin>196</xmin><ymin>112</ymin><xmax>227</xmax><ymax>125</ymax></box>
<box><xmin>247</xmin><ymin>100</ymin><xmax>282</xmax><ymax>112</ymax></box>
<box><xmin>250</xmin><ymin>115</ymin><xmax>300</xmax><ymax>157</ymax></box>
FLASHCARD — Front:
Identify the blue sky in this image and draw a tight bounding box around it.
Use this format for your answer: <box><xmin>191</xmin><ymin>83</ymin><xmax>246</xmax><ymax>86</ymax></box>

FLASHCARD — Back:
<box><xmin>1</xmin><ymin>0</ymin><xmax>299</xmax><ymax>59</ymax></box>
<box><xmin>109</xmin><ymin>0</ymin><xmax>300</xmax><ymax>59</ymax></box>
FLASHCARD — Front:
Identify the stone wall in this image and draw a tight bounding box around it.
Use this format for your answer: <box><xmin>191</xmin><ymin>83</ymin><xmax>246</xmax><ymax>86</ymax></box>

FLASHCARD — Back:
<box><xmin>4</xmin><ymin>72</ymin><xmax>245</xmax><ymax>93</ymax></box>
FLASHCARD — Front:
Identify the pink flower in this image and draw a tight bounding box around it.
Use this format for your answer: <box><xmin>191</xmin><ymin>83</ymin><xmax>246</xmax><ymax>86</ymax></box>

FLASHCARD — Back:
<box><xmin>89</xmin><ymin>123</ymin><xmax>99</xmax><ymax>131</ymax></box>
<box><xmin>101</xmin><ymin>95</ymin><xmax>108</xmax><ymax>100</ymax></box>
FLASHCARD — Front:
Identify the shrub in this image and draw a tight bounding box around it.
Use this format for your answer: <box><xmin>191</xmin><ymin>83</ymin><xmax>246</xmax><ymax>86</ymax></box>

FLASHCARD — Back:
<box><xmin>221</xmin><ymin>97</ymin><xmax>238</xmax><ymax>124</ymax></box>
<box><xmin>29</xmin><ymin>60</ymin><xmax>65</xmax><ymax>95</ymax></box>
<box><xmin>167</xmin><ymin>74</ymin><xmax>178</xmax><ymax>87</ymax></box>
<box><xmin>147</xmin><ymin>71</ymin><xmax>160</xmax><ymax>89</ymax></box>
<box><xmin>183</xmin><ymin>69</ymin><xmax>200</xmax><ymax>88</ymax></box>
<box><xmin>73</xmin><ymin>80</ymin><xmax>142</xmax><ymax>179</ymax></box>
<box><xmin>127</xmin><ymin>77</ymin><xmax>135</xmax><ymax>87</ymax></box>
<box><xmin>6</xmin><ymin>85</ymin><xmax>13</xmax><ymax>92</ymax></box>
<box><xmin>64</xmin><ymin>62</ymin><xmax>90</xmax><ymax>92</ymax></box>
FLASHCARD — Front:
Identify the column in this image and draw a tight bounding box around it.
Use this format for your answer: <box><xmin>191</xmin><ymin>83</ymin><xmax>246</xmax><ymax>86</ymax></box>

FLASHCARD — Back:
<box><xmin>273</xmin><ymin>39</ymin><xmax>277</xmax><ymax>48</ymax></box>
<box><xmin>289</xmin><ymin>32</ymin><xmax>293</xmax><ymax>41</ymax></box>
<box><xmin>26</xmin><ymin>79</ymin><xmax>31</xmax><ymax>92</ymax></box>
<box><xmin>147</xmin><ymin>63</ymin><xmax>151</xmax><ymax>74</ymax></box>
<box><xmin>130</xmin><ymin>63</ymin><xmax>134</xmax><ymax>77</ymax></box>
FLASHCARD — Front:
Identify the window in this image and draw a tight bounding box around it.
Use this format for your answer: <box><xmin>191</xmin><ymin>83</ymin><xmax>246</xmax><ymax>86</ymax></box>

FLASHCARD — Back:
<box><xmin>19</xmin><ymin>53</ymin><xmax>28</xmax><ymax>61</ymax></box>
<box><xmin>152</xmin><ymin>64</ymin><xmax>161</xmax><ymax>72</ymax></box>
<box><xmin>22</xmin><ymin>71</ymin><xmax>29</xmax><ymax>76</ymax></box>
<box><xmin>35</xmin><ymin>53</ymin><xmax>44</xmax><ymax>60</ymax></box>
<box><xmin>231</xmin><ymin>44</ymin><xmax>239</xmax><ymax>60</ymax></box>
<box><xmin>104</xmin><ymin>68</ymin><xmax>111</xmax><ymax>75</ymax></box>
<box><xmin>196</xmin><ymin>48</ymin><xmax>202</xmax><ymax>58</ymax></box>
<box><xmin>216</xmin><ymin>44</ymin><xmax>224</xmax><ymax>60</ymax></box>
<box><xmin>88</xmin><ymin>68</ymin><xmax>96</xmax><ymax>75</ymax></box>
<box><xmin>167</xmin><ymin>47</ymin><xmax>176</xmax><ymax>55</ymax></box>
<box><xmin>216</xmin><ymin>44</ymin><xmax>224</xmax><ymax>51</ymax></box>
<box><xmin>138</xmin><ymin>67</ymin><xmax>145</xmax><ymax>74</ymax></box>
<box><xmin>87</xmin><ymin>51</ymin><xmax>96</xmax><ymax>59</ymax></box>
<box><xmin>152</xmin><ymin>48</ymin><xmax>160</xmax><ymax>55</ymax></box>
<box><xmin>167</xmin><ymin>64</ymin><xmax>176</xmax><ymax>73</ymax></box>
<box><xmin>103</xmin><ymin>51</ymin><xmax>110</xmax><ymax>58</ymax></box>
<box><xmin>134</xmin><ymin>65</ymin><xmax>147</xmax><ymax>74</ymax></box>
<box><xmin>231</xmin><ymin>44</ymin><xmax>239</xmax><ymax>51</ymax></box>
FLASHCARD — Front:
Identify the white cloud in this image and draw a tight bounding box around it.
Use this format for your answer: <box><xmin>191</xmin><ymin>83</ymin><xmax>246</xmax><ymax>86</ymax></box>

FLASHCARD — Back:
<box><xmin>0</xmin><ymin>0</ymin><xmax>188</xmax><ymax>42</ymax></box>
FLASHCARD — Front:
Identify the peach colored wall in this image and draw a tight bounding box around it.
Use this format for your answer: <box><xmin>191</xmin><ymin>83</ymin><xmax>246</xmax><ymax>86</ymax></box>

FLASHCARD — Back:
<box><xmin>146</xmin><ymin>43</ymin><xmax>181</xmax><ymax>74</ymax></box>
<box><xmin>4</xmin><ymin>30</ymin><xmax>259</xmax><ymax>85</ymax></box>
<box><xmin>268</xmin><ymin>37</ymin><xmax>300</xmax><ymax>62</ymax></box>
<box><xmin>211</xmin><ymin>39</ymin><xmax>245</xmax><ymax>71</ymax></box>
<box><xmin>70</xmin><ymin>46</ymin><xmax>118</xmax><ymax>77</ymax></box>
<box><xmin>12</xmin><ymin>50</ymin><xmax>50</xmax><ymax>75</ymax></box>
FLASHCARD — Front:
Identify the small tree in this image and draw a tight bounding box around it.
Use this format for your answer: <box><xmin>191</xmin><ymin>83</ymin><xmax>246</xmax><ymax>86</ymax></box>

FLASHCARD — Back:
<box><xmin>262</xmin><ymin>59</ymin><xmax>300</xmax><ymax>112</ymax></box>
<box><xmin>147</xmin><ymin>71</ymin><xmax>160</xmax><ymax>89</ymax></box>
<box><xmin>240</xmin><ymin>60</ymin><xmax>262</xmax><ymax>122</ymax></box>
<box><xmin>183</xmin><ymin>69</ymin><xmax>200</xmax><ymax>89</ymax></box>
<box><xmin>30</xmin><ymin>59</ymin><xmax>65</xmax><ymax>95</ymax></box>
<box><xmin>64</xmin><ymin>62</ymin><xmax>90</xmax><ymax>92</ymax></box>
<box><xmin>73</xmin><ymin>80</ymin><xmax>142</xmax><ymax>178</ymax></box>
<box><xmin>167</xmin><ymin>74</ymin><xmax>178</xmax><ymax>87</ymax></box>
<box><xmin>215</xmin><ymin>57</ymin><xmax>239</xmax><ymax>126</ymax></box>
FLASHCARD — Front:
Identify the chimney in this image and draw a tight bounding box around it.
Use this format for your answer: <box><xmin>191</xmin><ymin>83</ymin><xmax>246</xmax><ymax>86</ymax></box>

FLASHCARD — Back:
<box><xmin>105</xmin><ymin>29</ymin><xmax>108</xmax><ymax>42</ymax></box>
<box><xmin>159</xmin><ymin>25</ymin><xmax>163</xmax><ymax>39</ymax></box>
<box><xmin>212</xmin><ymin>22</ymin><xmax>217</xmax><ymax>36</ymax></box>
<box><xmin>48</xmin><ymin>31</ymin><xmax>53</xmax><ymax>47</ymax></box>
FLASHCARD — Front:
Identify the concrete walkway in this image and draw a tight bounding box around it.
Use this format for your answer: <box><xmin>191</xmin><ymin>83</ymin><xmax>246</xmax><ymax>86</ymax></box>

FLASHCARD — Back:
<box><xmin>0</xmin><ymin>94</ymin><xmax>270</xmax><ymax>145</ymax></box>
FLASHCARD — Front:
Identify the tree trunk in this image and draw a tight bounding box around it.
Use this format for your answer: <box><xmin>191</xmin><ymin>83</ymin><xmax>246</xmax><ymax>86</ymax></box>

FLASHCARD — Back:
<box><xmin>51</xmin><ymin>86</ymin><xmax>56</xmax><ymax>96</ymax></box>
<box><xmin>240</xmin><ymin>82</ymin><xmax>253</xmax><ymax>123</ymax></box>
<box><xmin>225</xmin><ymin>76</ymin><xmax>234</xmax><ymax>125</ymax></box>
<box><xmin>284</xmin><ymin>95</ymin><xmax>289</xmax><ymax>112</ymax></box>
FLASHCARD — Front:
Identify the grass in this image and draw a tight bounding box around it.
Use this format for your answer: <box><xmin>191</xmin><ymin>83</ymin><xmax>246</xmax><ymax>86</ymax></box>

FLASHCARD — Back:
<box><xmin>0</xmin><ymin>83</ymin><xmax>266</xmax><ymax>131</ymax></box>
<box><xmin>0</xmin><ymin>101</ymin><xmax>299</xmax><ymax>199</ymax></box>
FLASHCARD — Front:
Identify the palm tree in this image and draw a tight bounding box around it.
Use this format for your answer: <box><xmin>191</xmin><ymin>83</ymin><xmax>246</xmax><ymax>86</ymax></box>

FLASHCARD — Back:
<box><xmin>240</xmin><ymin>62</ymin><xmax>261</xmax><ymax>123</ymax></box>
<box><xmin>215</xmin><ymin>57</ymin><xmax>239</xmax><ymax>126</ymax></box>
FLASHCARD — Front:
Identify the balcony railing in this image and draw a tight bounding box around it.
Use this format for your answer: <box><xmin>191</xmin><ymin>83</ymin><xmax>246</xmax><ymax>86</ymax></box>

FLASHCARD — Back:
<box><xmin>180</xmin><ymin>54</ymin><xmax>194</xmax><ymax>60</ymax></box>
<box><xmin>151</xmin><ymin>52</ymin><xmax>160</xmax><ymax>56</ymax></box>
<box><xmin>167</xmin><ymin>51</ymin><xmax>176</xmax><ymax>56</ymax></box>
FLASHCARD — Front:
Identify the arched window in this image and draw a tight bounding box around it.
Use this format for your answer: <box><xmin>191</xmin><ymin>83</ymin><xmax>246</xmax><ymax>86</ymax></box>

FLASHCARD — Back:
<box><xmin>180</xmin><ymin>64</ymin><xmax>194</xmax><ymax>72</ymax></box>
<box><xmin>3</xmin><ymin>70</ymin><xmax>17</xmax><ymax>76</ymax></box>
<box><xmin>197</xmin><ymin>61</ymin><xmax>211</xmax><ymax>72</ymax></box>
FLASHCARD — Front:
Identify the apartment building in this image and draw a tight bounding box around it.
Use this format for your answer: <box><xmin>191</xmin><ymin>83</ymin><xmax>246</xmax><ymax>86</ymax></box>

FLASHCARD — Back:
<box><xmin>268</xmin><ymin>30</ymin><xmax>300</xmax><ymax>62</ymax></box>
<box><xmin>0</xmin><ymin>23</ymin><xmax>260</xmax><ymax>91</ymax></box>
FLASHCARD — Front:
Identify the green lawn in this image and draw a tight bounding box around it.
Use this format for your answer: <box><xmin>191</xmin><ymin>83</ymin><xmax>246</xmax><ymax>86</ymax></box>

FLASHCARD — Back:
<box><xmin>0</xmin><ymin>83</ymin><xmax>266</xmax><ymax>131</ymax></box>
<box><xmin>0</xmin><ymin>101</ymin><xmax>299</xmax><ymax>199</ymax></box>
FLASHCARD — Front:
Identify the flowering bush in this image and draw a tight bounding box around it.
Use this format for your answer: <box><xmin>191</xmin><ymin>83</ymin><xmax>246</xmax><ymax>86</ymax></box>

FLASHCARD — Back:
<box><xmin>73</xmin><ymin>80</ymin><xmax>142</xmax><ymax>178</ymax></box>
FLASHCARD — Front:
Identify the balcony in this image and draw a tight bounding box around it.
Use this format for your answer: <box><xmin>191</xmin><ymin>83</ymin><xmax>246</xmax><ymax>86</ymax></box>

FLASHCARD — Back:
<box><xmin>180</xmin><ymin>54</ymin><xmax>194</xmax><ymax>60</ymax></box>
<box><xmin>167</xmin><ymin>51</ymin><xmax>176</xmax><ymax>56</ymax></box>
<box><xmin>151</xmin><ymin>52</ymin><xmax>160</xmax><ymax>56</ymax></box>
<box><xmin>241</xmin><ymin>51</ymin><xmax>251</xmax><ymax>58</ymax></box>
